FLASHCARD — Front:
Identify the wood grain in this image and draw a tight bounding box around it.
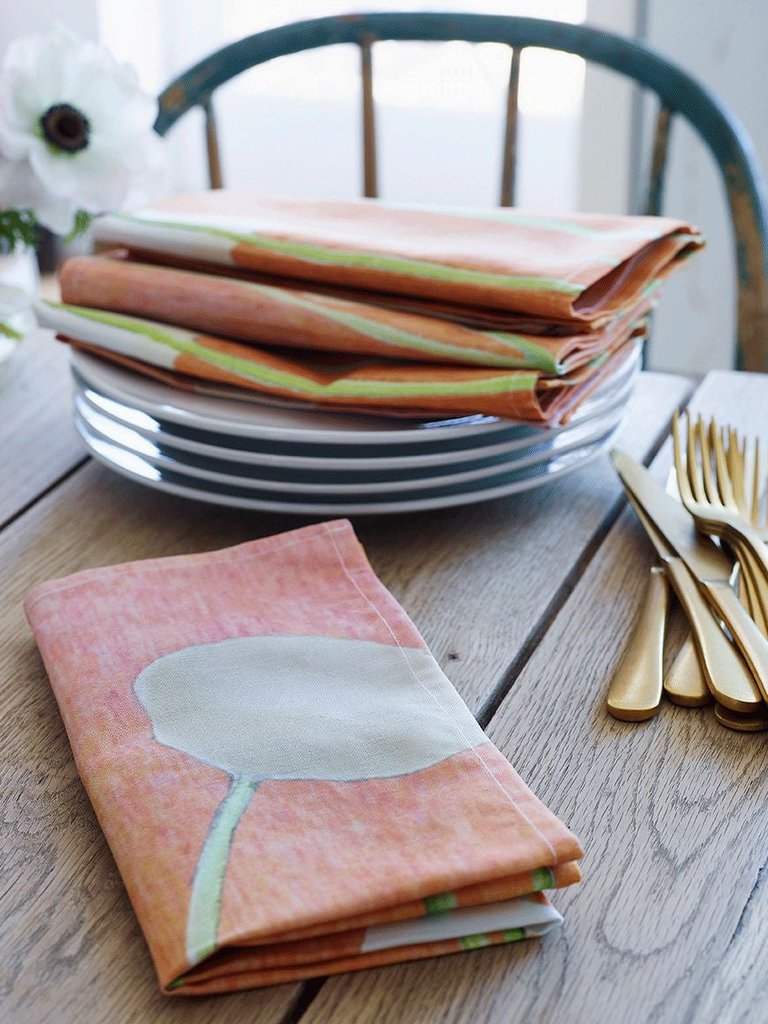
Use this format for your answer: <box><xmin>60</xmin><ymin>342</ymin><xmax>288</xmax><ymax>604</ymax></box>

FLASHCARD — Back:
<box><xmin>299</xmin><ymin>371</ymin><xmax>768</xmax><ymax>1024</ymax></box>
<box><xmin>0</xmin><ymin>370</ymin><xmax>687</xmax><ymax>1022</ymax></box>
<box><xmin>0</xmin><ymin>331</ymin><xmax>84</xmax><ymax>526</ymax></box>
<box><xmin>356</xmin><ymin>372</ymin><xmax>692</xmax><ymax>719</ymax></box>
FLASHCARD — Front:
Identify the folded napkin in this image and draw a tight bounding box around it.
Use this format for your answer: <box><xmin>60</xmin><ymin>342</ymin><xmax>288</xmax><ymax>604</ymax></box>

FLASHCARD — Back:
<box><xmin>59</xmin><ymin>254</ymin><xmax>652</xmax><ymax>374</ymax></box>
<box><xmin>39</xmin><ymin>298</ymin><xmax>643</xmax><ymax>421</ymax></box>
<box><xmin>94</xmin><ymin>192</ymin><xmax>703</xmax><ymax>329</ymax></box>
<box><xmin>25</xmin><ymin>521</ymin><xmax>583</xmax><ymax>995</ymax></box>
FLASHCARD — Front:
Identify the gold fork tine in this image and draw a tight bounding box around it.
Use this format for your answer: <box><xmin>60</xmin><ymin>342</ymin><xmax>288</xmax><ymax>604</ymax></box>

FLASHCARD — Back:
<box><xmin>698</xmin><ymin>417</ymin><xmax>720</xmax><ymax>505</ymax></box>
<box><xmin>738</xmin><ymin>434</ymin><xmax>749</xmax><ymax>513</ymax></box>
<box><xmin>711</xmin><ymin>420</ymin><xmax>736</xmax><ymax>508</ymax></box>
<box><xmin>752</xmin><ymin>437</ymin><xmax>762</xmax><ymax>531</ymax></box>
<box><xmin>727</xmin><ymin>427</ymin><xmax>746</xmax><ymax>514</ymax></box>
<box><xmin>685</xmin><ymin>413</ymin><xmax>706</xmax><ymax>503</ymax></box>
<box><xmin>673</xmin><ymin>411</ymin><xmax>695</xmax><ymax>504</ymax></box>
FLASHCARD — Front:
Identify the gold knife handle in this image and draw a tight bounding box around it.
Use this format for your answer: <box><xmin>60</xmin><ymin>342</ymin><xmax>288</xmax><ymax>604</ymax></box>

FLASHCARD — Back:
<box><xmin>700</xmin><ymin>580</ymin><xmax>768</xmax><ymax>703</ymax></box>
<box><xmin>665</xmin><ymin>558</ymin><xmax>762</xmax><ymax>711</ymax></box>
<box><xmin>607</xmin><ymin>566</ymin><xmax>668</xmax><ymax>721</ymax></box>
<box><xmin>664</xmin><ymin>636</ymin><xmax>710</xmax><ymax>707</ymax></box>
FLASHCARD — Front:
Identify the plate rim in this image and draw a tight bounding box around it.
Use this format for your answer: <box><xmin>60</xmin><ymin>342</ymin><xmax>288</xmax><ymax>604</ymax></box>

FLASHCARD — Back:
<box><xmin>73</xmin><ymin>360</ymin><xmax>638</xmax><ymax>470</ymax></box>
<box><xmin>76</xmin><ymin>418</ymin><xmax>621</xmax><ymax>515</ymax></box>
<box><xmin>70</xmin><ymin>343</ymin><xmax>640</xmax><ymax>447</ymax></box>
<box><xmin>75</xmin><ymin>403</ymin><xmax>625</xmax><ymax>496</ymax></box>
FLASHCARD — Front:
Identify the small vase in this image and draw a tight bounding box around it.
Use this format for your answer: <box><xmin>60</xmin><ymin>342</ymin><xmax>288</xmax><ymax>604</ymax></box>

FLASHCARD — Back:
<box><xmin>0</xmin><ymin>244</ymin><xmax>38</xmax><ymax>384</ymax></box>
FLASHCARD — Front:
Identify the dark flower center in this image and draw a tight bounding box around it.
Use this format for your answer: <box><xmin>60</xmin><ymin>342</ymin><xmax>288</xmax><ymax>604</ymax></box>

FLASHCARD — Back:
<box><xmin>39</xmin><ymin>103</ymin><xmax>90</xmax><ymax>154</ymax></box>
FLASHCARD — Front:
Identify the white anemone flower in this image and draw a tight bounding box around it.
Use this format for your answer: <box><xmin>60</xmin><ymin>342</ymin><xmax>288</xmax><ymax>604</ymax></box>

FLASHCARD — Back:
<box><xmin>0</xmin><ymin>25</ymin><xmax>165</xmax><ymax>236</ymax></box>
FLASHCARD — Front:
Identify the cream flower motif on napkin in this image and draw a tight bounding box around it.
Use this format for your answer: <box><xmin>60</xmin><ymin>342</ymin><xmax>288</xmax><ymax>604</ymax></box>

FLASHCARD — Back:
<box><xmin>135</xmin><ymin>634</ymin><xmax>488</xmax><ymax>967</ymax></box>
<box><xmin>0</xmin><ymin>25</ymin><xmax>165</xmax><ymax>235</ymax></box>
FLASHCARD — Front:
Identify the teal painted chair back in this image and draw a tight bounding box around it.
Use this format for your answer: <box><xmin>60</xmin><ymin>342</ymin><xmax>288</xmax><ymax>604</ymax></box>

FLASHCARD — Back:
<box><xmin>155</xmin><ymin>13</ymin><xmax>768</xmax><ymax>372</ymax></box>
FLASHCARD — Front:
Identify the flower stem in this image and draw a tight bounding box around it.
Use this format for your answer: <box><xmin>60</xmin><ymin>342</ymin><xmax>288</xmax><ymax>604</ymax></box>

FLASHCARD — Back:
<box><xmin>185</xmin><ymin>775</ymin><xmax>258</xmax><ymax>965</ymax></box>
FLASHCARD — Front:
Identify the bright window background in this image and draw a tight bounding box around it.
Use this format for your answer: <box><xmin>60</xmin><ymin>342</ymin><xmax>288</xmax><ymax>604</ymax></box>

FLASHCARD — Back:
<box><xmin>98</xmin><ymin>0</ymin><xmax>587</xmax><ymax>209</ymax></box>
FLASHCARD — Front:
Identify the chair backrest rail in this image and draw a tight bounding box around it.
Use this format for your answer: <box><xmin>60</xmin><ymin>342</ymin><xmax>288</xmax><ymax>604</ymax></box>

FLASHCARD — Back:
<box><xmin>500</xmin><ymin>47</ymin><xmax>521</xmax><ymax>208</ymax></box>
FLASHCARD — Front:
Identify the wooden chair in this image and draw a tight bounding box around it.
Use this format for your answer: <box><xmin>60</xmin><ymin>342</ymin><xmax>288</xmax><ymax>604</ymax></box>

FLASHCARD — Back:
<box><xmin>154</xmin><ymin>12</ymin><xmax>768</xmax><ymax>372</ymax></box>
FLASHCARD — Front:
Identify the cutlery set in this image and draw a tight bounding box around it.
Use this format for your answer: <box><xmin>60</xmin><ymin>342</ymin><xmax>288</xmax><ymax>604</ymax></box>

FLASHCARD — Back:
<box><xmin>608</xmin><ymin>413</ymin><xmax>768</xmax><ymax>730</ymax></box>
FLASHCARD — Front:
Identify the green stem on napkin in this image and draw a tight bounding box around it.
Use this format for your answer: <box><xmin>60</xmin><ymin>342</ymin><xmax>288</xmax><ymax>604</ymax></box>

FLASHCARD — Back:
<box><xmin>186</xmin><ymin>775</ymin><xmax>258</xmax><ymax>964</ymax></box>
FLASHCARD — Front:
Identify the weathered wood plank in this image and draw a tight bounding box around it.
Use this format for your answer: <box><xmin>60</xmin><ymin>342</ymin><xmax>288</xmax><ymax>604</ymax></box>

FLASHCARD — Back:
<box><xmin>0</xmin><ymin>330</ymin><xmax>83</xmax><ymax>526</ymax></box>
<box><xmin>299</xmin><ymin>370</ymin><xmax>768</xmax><ymax>1024</ymax></box>
<box><xmin>356</xmin><ymin>372</ymin><xmax>691</xmax><ymax>719</ymax></box>
<box><xmin>0</xmin><ymin>372</ymin><xmax>687</xmax><ymax>1021</ymax></box>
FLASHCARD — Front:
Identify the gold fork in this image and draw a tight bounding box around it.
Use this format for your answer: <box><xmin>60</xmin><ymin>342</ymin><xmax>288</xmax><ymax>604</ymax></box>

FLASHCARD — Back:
<box><xmin>673</xmin><ymin>413</ymin><xmax>768</xmax><ymax>619</ymax></box>
<box><xmin>713</xmin><ymin>425</ymin><xmax>768</xmax><ymax>731</ymax></box>
<box><xmin>721</xmin><ymin>427</ymin><xmax>768</xmax><ymax>633</ymax></box>
<box><xmin>673</xmin><ymin>412</ymin><xmax>768</xmax><ymax>701</ymax></box>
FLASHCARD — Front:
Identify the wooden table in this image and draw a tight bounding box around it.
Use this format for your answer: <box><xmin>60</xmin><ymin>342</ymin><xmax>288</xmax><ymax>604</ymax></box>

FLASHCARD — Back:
<box><xmin>3</xmin><ymin>331</ymin><xmax>768</xmax><ymax>1024</ymax></box>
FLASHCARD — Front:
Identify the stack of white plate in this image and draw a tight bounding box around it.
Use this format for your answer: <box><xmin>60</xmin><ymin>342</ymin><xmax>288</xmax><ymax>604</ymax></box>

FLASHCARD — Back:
<box><xmin>71</xmin><ymin>343</ymin><xmax>640</xmax><ymax>516</ymax></box>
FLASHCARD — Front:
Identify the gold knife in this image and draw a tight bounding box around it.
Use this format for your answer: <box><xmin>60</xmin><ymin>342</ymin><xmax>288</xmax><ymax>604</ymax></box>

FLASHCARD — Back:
<box><xmin>623</xmin><ymin>490</ymin><xmax>760</xmax><ymax>711</ymax></box>
<box><xmin>606</xmin><ymin>564</ymin><xmax>669</xmax><ymax>721</ymax></box>
<box><xmin>665</xmin><ymin>638</ymin><xmax>710</xmax><ymax>706</ymax></box>
<box><xmin>611</xmin><ymin>449</ymin><xmax>768</xmax><ymax>703</ymax></box>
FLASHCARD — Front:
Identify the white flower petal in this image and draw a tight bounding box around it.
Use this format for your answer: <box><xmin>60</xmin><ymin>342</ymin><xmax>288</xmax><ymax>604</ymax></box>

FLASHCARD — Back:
<box><xmin>32</xmin><ymin>190</ymin><xmax>78</xmax><ymax>235</ymax></box>
<box><xmin>30</xmin><ymin>141</ymin><xmax>132</xmax><ymax>211</ymax></box>
<box><xmin>0</xmin><ymin>154</ymin><xmax>77</xmax><ymax>233</ymax></box>
<box><xmin>0</xmin><ymin>25</ymin><xmax>163</xmax><ymax>229</ymax></box>
<box><xmin>0</xmin><ymin>156</ymin><xmax>37</xmax><ymax>208</ymax></box>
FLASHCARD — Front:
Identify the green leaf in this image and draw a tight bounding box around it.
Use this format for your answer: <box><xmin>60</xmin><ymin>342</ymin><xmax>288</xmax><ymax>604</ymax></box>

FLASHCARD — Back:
<box><xmin>0</xmin><ymin>210</ymin><xmax>38</xmax><ymax>253</ymax></box>
<box><xmin>65</xmin><ymin>209</ymin><xmax>92</xmax><ymax>242</ymax></box>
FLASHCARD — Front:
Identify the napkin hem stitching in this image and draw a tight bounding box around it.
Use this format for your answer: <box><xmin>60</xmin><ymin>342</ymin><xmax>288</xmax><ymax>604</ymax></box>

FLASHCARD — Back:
<box><xmin>22</xmin><ymin>522</ymin><xmax>351</xmax><ymax>615</ymax></box>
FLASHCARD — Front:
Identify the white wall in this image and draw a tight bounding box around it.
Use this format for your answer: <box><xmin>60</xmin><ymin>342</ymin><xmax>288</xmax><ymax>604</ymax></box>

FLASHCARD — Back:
<box><xmin>640</xmin><ymin>0</ymin><xmax>768</xmax><ymax>373</ymax></box>
<box><xmin>0</xmin><ymin>0</ymin><xmax>98</xmax><ymax>43</ymax></box>
<box><xmin>579</xmin><ymin>0</ymin><xmax>636</xmax><ymax>214</ymax></box>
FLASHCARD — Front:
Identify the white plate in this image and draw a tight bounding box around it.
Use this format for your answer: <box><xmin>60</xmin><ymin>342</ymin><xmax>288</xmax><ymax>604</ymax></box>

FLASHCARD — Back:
<box><xmin>73</xmin><ymin>374</ymin><xmax>632</xmax><ymax>474</ymax></box>
<box><xmin>75</xmin><ymin>400</ymin><xmax>625</xmax><ymax>496</ymax></box>
<box><xmin>72</xmin><ymin>348</ymin><xmax>639</xmax><ymax>470</ymax></box>
<box><xmin>71</xmin><ymin>343</ymin><xmax>640</xmax><ymax>448</ymax></box>
<box><xmin>76</xmin><ymin>415</ymin><xmax>622</xmax><ymax>515</ymax></box>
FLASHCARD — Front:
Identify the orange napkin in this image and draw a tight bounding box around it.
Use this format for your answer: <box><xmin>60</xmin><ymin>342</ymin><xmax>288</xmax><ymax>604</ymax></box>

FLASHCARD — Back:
<box><xmin>59</xmin><ymin>253</ymin><xmax>652</xmax><ymax>375</ymax></box>
<box><xmin>25</xmin><ymin>521</ymin><xmax>582</xmax><ymax>995</ymax></box>
<box><xmin>94</xmin><ymin>192</ymin><xmax>703</xmax><ymax>329</ymax></box>
<box><xmin>39</xmin><ymin>297</ymin><xmax>642</xmax><ymax>423</ymax></box>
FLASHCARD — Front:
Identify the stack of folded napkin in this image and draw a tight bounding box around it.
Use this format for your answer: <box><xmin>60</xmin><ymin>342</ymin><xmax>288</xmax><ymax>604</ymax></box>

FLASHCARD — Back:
<box><xmin>38</xmin><ymin>193</ymin><xmax>703</xmax><ymax>422</ymax></box>
<box><xmin>26</xmin><ymin>521</ymin><xmax>583</xmax><ymax>994</ymax></box>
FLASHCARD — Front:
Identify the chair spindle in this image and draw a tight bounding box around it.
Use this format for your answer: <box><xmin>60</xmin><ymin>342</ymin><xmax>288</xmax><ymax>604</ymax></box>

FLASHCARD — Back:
<box><xmin>500</xmin><ymin>47</ymin><xmax>522</xmax><ymax>207</ymax></box>
<box><xmin>644</xmin><ymin>103</ymin><xmax>673</xmax><ymax>216</ymax></box>
<box><xmin>360</xmin><ymin>37</ymin><xmax>378</xmax><ymax>198</ymax></box>
<box><xmin>202</xmin><ymin>96</ymin><xmax>223</xmax><ymax>189</ymax></box>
